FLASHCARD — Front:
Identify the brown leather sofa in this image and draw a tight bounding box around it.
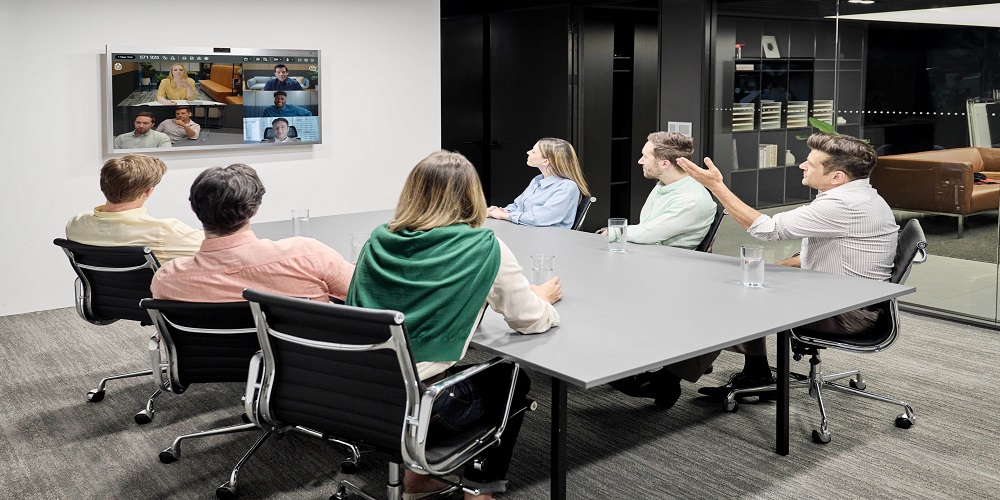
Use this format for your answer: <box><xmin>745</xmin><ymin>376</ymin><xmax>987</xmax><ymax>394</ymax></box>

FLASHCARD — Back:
<box><xmin>200</xmin><ymin>64</ymin><xmax>242</xmax><ymax>104</ymax></box>
<box><xmin>870</xmin><ymin>147</ymin><xmax>1000</xmax><ymax>237</ymax></box>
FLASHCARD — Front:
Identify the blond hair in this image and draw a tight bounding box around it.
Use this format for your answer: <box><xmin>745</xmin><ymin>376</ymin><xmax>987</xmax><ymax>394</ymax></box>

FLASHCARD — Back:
<box><xmin>389</xmin><ymin>151</ymin><xmax>487</xmax><ymax>232</ymax></box>
<box><xmin>537</xmin><ymin>137</ymin><xmax>591</xmax><ymax>198</ymax></box>
<box><xmin>100</xmin><ymin>154</ymin><xmax>167</xmax><ymax>203</ymax></box>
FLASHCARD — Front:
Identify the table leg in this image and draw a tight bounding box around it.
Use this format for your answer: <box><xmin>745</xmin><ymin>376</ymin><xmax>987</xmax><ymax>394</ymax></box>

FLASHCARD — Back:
<box><xmin>776</xmin><ymin>330</ymin><xmax>790</xmax><ymax>455</ymax></box>
<box><xmin>551</xmin><ymin>377</ymin><xmax>567</xmax><ymax>500</ymax></box>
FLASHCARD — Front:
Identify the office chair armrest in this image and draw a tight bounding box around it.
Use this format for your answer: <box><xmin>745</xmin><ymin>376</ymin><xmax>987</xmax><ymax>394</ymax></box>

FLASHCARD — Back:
<box><xmin>244</xmin><ymin>352</ymin><xmax>264</xmax><ymax>426</ymax></box>
<box><xmin>147</xmin><ymin>335</ymin><xmax>169</xmax><ymax>391</ymax></box>
<box><xmin>417</xmin><ymin>357</ymin><xmax>520</xmax><ymax>445</ymax></box>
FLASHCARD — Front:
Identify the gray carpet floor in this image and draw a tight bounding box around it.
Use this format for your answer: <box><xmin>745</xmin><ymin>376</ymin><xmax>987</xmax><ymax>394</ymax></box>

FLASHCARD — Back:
<box><xmin>1</xmin><ymin>307</ymin><xmax>997</xmax><ymax>499</ymax></box>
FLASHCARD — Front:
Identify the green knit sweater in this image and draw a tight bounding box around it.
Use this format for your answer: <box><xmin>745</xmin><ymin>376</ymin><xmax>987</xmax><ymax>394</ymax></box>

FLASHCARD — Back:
<box><xmin>346</xmin><ymin>223</ymin><xmax>501</xmax><ymax>362</ymax></box>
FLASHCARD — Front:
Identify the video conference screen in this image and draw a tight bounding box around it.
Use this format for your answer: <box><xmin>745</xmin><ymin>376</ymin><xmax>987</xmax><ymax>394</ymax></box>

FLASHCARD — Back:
<box><xmin>106</xmin><ymin>46</ymin><xmax>322</xmax><ymax>154</ymax></box>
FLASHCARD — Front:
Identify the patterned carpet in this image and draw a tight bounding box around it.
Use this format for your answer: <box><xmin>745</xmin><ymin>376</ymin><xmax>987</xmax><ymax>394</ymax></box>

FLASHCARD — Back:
<box><xmin>0</xmin><ymin>307</ymin><xmax>997</xmax><ymax>499</ymax></box>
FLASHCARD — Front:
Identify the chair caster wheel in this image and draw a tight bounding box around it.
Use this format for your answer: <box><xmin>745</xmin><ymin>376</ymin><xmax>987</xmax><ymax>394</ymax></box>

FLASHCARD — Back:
<box><xmin>134</xmin><ymin>411</ymin><xmax>153</xmax><ymax>425</ymax></box>
<box><xmin>159</xmin><ymin>450</ymin><xmax>178</xmax><ymax>464</ymax></box>
<box><xmin>87</xmin><ymin>390</ymin><xmax>105</xmax><ymax>402</ymax></box>
<box><xmin>895</xmin><ymin>416</ymin><xmax>914</xmax><ymax>429</ymax></box>
<box><xmin>812</xmin><ymin>429</ymin><xmax>831</xmax><ymax>444</ymax></box>
<box><xmin>340</xmin><ymin>460</ymin><xmax>359</xmax><ymax>474</ymax></box>
<box><xmin>216</xmin><ymin>483</ymin><xmax>238</xmax><ymax>499</ymax></box>
<box><xmin>849</xmin><ymin>379</ymin><xmax>866</xmax><ymax>390</ymax></box>
<box><xmin>723</xmin><ymin>399</ymin><xmax>738</xmax><ymax>413</ymax></box>
<box><xmin>241</xmin><ymin>413</ymin><xmax>251</xmax><ymax>424</ymax></box>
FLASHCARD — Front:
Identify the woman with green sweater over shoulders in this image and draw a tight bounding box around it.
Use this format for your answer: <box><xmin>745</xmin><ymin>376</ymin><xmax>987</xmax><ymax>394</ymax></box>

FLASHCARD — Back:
<box><xmin>347</xmin><ymin>150</ymin><xmax>561</xmax><ymax>500</ymax></box>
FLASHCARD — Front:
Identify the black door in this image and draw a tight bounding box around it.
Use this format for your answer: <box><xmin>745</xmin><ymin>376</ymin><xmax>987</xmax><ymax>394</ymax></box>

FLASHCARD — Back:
<box><xmin>488</xmin><ymin>6</ymin><xmax>573</xmax><ymax>207</ymax></box>
<box><xmin>442</xmin><ymin>16</ymin><xmax>488</xmax><ymax>192</ymax></box>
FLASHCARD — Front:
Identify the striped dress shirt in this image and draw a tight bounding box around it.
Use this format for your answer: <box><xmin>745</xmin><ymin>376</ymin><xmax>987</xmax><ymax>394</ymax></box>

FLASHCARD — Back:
<box><xmin>748</xmin><ymin>178</ymin><xmax>898</xmax><ymax>280</ymax></box>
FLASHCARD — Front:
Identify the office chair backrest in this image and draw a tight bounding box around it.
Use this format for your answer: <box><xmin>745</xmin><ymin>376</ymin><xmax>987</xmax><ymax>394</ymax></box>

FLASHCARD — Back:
<box><xmin>573</xmin><ymin>196</ymin><xmax>597</xmax><ymax>231</ymax></box>
<box><xmin>139</xmin><ymin>299</ymin><xmax>260</xmax><ymax>391</ymax></box>
<box><xmin>243</xmin><ymin>289</ymin><xmax>417</xmax><ymax>460</ymax></box>
<box><xmin>53</xmin><ymin>238</ymin><xmax>159</xmax><ymax>325</ymax></box>
<box><xmin>695</xmin><ymin>205</ymin><xmax>728</xmax><ymax>253</ymax></box>
<box><xmin>891</xmin><ymin>219</ymin><xmax>928</xmax><ymax>285</ymax></box>
<box><xmin>792</xmin><ymin>219</ymin><xmax>927</xmax><ymax>352</ymax></box>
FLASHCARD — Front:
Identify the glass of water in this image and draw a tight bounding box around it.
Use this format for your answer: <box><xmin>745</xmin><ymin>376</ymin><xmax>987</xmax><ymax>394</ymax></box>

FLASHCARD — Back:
<box><xmin>607</xmin><ymin>218</ymin><xmax>628</xmax><ymax>253</ymax></box>
<box><xmin>291</xmin><ymin>209</ymin><xmax>310</xmax><ymax>237</ymax></box>
<box><xmin>530</xmin><ymin>254</ymin><xmax>555</xmax><ymax>285</ymax></box>
<box><xmin>740</xmin><ymin>244</ymin><xmax>765</xmax><ymax>287</ymax></box>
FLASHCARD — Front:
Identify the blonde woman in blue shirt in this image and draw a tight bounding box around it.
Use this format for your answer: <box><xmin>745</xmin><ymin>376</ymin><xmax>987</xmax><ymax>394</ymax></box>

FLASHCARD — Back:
<box><xmin>487</xmin><ymin>138</ymin><xmax>590</xmax><ymax>228</ymax></box>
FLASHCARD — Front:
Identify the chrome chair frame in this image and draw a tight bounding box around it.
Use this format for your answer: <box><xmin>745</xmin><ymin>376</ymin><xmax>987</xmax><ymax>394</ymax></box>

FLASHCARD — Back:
<box><xmin>140</xmin><ymin>299</ymin><xmax>263</xmax><ymax>462</ymax></box>
<box><xmin>53</xmin><ymin>238</ymin><xmax>163</xmax><ymax>423</ymax></box>
<box><xmin>725</xmin><ymin>219</ymin><xmax>927</xmax><ymax>443</ymax></box>
<box><xmin>219</xmin><ymin>289</ymin><xmax>529</xmax><ymax>500</ymax></box>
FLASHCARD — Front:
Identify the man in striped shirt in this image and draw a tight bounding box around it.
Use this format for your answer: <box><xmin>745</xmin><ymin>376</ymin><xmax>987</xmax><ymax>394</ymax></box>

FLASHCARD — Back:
<box><xmin>674</xmin><ymin>132</ymin><xmax>898</xmax><ymax>400</ymax></box>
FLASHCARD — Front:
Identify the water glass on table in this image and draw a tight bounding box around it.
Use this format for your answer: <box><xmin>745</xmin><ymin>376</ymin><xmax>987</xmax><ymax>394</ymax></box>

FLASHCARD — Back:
<box><xmin>607</xmin><ymin>218</ymin><xmax>628</xmax><ymax>253</ymax></box>
<box><xmin>740</xmin><ymin>244</ymin><xmax>764</xmax><ymax>287</ymax></box>
<box><xmin>530</xmin><ymin>254</ymin><xmax>555</xmax><ymax>285</ymax></box>
<box><xmin>291</xmin><ymin>209</ymin><xmax>310</xmax><ymax>237</ymax></box>
<box><xmin>350</xmin><ymin>232</ymin><xmax>370</xmax><ymax>263</ymax></box>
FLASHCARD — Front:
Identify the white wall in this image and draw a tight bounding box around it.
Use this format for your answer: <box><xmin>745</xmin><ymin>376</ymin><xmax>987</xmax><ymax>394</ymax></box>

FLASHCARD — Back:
<box><xmin>0</xmin><ymin>0</ymin><xmax>441</xmax><ymax>316</ymax></box>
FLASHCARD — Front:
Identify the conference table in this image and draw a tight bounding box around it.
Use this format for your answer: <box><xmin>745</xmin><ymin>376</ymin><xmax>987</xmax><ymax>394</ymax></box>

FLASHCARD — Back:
<box><xmin>253</xmin><ymin>209</ymin><xmax>914</xmax><ymax>499</ymax></box>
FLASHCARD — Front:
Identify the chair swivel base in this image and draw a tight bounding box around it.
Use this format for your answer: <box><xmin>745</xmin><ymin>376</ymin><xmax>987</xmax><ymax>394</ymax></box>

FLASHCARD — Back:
<box><xmin>86</xmin><ymin>368</ymin><xmax>155</xmax><ymax>402</ymax></box>
<box><xmin>724</xmin><ymin>361</ymin><xmax>916</xmax><ymax>443</ymax></box>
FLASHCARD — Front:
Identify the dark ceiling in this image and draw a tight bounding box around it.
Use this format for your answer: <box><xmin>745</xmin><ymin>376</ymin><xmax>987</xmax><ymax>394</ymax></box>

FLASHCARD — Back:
<box><xmin>443</xmin><ymin>0</ymin><xmax>999</xmax><ymax>21</ymax></box>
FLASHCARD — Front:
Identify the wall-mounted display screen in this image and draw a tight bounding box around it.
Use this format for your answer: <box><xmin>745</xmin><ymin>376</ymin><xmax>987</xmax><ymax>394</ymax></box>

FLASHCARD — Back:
<box><xmin>106</xmin><ymin>45</ymin><xmax>321</xmax><ymax>154</ymax></box>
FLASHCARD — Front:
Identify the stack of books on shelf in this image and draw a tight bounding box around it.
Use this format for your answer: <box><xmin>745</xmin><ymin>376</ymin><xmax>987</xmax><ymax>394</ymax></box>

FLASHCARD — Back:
<box><xmin>758</xmin><ymin>144</ymin><xmax>779</xmax><ymax>168</ymax></box>
<box><xmin>786</xmin><ymin>101</ymin><xmax>808</xmax><ymax>128</ymax></box>
<box><xmin>732</xmin><ymin>103</ymin><xmax>755</xmax><ymax>132</ymax></box>
<box><xmin>812</xmin><ymin>100</ymin><xmax>834</xmax><ymax>125</ymax></box>
<box><xmin>760</xmin><ymin>101</ymin><xmax>781</xmax><ymax>130</ymax></box>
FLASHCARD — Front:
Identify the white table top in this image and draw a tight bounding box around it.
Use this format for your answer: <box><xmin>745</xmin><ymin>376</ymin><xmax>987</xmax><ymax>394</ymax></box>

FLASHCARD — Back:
<box><xmin>253</xmin><ymin>210</ymin><xmax>915</xmax><ymax>389</ymax></box>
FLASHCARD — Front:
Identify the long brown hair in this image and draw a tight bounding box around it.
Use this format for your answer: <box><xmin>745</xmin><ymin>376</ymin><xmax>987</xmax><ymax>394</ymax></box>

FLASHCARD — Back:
<box><xmin>389</xmin><ymin>151</ymin><xmax>488</xmax><ymax>232</ymax></box>
<box><xmin>537</xmin><ymin>137</ymin><xmax>591</xmax><ymax>198</ymax></box>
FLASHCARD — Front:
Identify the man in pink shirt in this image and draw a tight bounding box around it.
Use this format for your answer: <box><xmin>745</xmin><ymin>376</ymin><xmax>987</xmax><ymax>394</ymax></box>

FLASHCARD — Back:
<box><xmin>151</xmin><ymin>163</ymin><xmax>354</xmax><ymax>302</ymax></box>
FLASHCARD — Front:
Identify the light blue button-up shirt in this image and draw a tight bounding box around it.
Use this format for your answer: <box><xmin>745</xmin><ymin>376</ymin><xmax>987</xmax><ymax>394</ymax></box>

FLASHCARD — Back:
<box><xmin>505</xmin><ymin>174</ymin><xmax>580</xmax><ymax>228</ymax></box>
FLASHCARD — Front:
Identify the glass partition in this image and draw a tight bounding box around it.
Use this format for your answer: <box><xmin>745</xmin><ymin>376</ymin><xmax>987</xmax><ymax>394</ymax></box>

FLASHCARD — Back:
<box><xmin>710</xmin><ymin>0</ymin><xmax>1000</xmax><ymax>324</ymax></box>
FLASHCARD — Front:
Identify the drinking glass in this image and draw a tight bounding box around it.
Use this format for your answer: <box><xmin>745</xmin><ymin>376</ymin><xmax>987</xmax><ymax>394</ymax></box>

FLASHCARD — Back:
<box><xmin>741</xmin><ymin>244</ymin><xmax>765</xmax><ymax>287</ymax></box>
<box><xmin>291</xmin><ymin>209</ymin><xmax>310</xmax><ymax>237</ymax></box>
<box><xmin>608</xmin><ymin>218</ymin><xmax>628</xmax><ymax>253</ymax></box>
<box><xmin>530</xmin><ymin>254</ymin><xmax>555</xmax><ymax>285</ymax></box>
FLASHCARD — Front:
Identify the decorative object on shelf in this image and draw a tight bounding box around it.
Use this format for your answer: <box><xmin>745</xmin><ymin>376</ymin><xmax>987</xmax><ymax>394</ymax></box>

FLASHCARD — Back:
<box><xmin>786</xmin><ymin>101</ymin><xmax>808</xmax><ymax>128</ymax></box>
<box><xmin>732</xmin><ymin>103</ymin><xmax>755</xmax><ymax>132</ymax></box>
<box><xmin>836</xmin><ymin>116</ymin><xmax>848</xmax><ymax>125</ymax></box>
<box><xmin>761</xmin><ymin>35</ymin><xmax>780</xmax><ymax>58</ymax></box>
<box><xmin>786</xmin><ymin>150</ymin><xmax>796</xmax><ymax>166</ymax></box>
<box><xmin>812</xmin><ymin>100</ymin><xmax>834</xmax><ymax>125</ymax></box>
<box><xmin>760</xmin><ymin>101</ymin><xmax>781</xmax><ymax>130</ymax></box>
<box><xmin>733</xmin><ymin>139</ymin><xmax>740</xmax><ymax>171</ymax></box>
<box><xmin>735</xmin><ymin>43</ymin><xmax>744</xmax><ymax>59</ymax></box>
<box><xmin>758</xmin><ymin>144</ymin><xmax>779</xmax><ymax>168</ymax></box>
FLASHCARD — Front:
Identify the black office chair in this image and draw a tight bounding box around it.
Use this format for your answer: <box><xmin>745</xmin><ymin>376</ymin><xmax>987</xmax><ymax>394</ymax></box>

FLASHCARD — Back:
<box><xmin>216</xmin><ymin>289</ymin><xmax>533</xmax><ymax>500</ymax></box>
<box><xmin>694</xmin><ymin>204</ymin><xmax>728</xmax><ymax>253</ymax></box>
<box><xmin>572</xmin><ymin>196</ymin><xmax>597</xmax><ymax>231</ymax></box>
<box><xmin>261</xmin><ymin>125</ymin><xmax>298</xmax><ymax>140</ymax></box>
<box><xmin>53</xmin><ymin>238</ymin><xmax>164</xmax><ymax>422</ymax></box>
<box><xmin>139</xmin><ymin>299</ymin><xmax>262</xmax><ymax>462</ymax></box>
<box><xmin>724</xmin><ymin>219</ymin><xmax>927</xmax><ymax>444</ymax></box>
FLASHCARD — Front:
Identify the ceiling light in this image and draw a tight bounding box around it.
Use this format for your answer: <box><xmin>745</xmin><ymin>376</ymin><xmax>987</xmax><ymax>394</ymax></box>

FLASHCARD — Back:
<box><xmin>847</xmin><ymin>0</ymin><xmax>876</xmax><ymax>4</ymax></box>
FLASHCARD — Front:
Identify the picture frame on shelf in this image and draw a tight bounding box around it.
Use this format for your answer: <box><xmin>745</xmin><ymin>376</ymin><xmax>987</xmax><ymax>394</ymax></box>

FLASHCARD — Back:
<box><xmin>762</xmin><ymin>35</ymin><xmax>780</xmax><ymax>58</ymax></box>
